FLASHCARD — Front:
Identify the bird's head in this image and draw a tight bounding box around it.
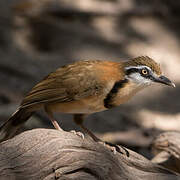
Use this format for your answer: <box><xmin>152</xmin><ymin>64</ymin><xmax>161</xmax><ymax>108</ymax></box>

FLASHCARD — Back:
<box><xmin>124</xmin><ymin>56</ymin><xmax>175</xmax><ymax>88</ymax></box>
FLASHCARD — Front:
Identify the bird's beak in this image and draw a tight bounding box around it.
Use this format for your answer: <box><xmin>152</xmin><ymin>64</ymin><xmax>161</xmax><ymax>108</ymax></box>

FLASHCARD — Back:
<box><xmin>153</xmin><ymin>75</ymin><xmax>175</xmax><ymax>87</ymax></box>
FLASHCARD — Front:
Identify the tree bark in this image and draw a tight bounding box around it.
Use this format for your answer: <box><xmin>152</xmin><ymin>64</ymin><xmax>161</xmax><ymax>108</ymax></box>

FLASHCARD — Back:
<box><xmin>152</xmin><ymin>131</ymin><xmax>180</xmax><ymax>174</ymax></box>
<box><xmin>0</xmin><ymin>128</ymin><xmax>179</xmax><ymax>180</ymax></box>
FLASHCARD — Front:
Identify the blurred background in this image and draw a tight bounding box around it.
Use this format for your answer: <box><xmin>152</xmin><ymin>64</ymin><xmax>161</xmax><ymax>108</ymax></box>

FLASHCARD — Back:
<box><xmin>0</xmin><ymin>0</ymin><xmax>180</xmax><ymax>158</ymax></box>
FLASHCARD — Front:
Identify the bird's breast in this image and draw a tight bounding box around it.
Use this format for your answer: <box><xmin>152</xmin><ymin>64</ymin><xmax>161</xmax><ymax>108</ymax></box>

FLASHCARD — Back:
<box><xmin>111</xmin><ymin>81</ymin><xmax>145</xmax><ymax>106</ymax></box>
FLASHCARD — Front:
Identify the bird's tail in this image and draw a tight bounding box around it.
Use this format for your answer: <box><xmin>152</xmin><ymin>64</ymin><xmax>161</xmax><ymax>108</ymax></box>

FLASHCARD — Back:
<box><xmin>0</xmin><ymin>108</ymin><xmax>33</xmax><ymax>142</ymax></box>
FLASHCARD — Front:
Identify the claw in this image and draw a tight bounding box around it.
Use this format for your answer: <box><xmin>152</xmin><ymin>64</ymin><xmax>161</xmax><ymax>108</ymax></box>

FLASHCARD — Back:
<box><xmin>99</xmin><ymin>141</ymin><xmax>129</xmax><ymax>156</ymax></box>
<box><xmin>70</xmin><ymin>130</ymin><xmax>85</xmax><ymax>139</ymax></box>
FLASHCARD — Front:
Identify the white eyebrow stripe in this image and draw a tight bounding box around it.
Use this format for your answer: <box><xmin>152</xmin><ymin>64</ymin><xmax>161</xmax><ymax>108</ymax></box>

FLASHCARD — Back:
<box><xmin>125</xmin><ymin>65</ymin><xmax>152</xmax><ymax>71</ymax></box>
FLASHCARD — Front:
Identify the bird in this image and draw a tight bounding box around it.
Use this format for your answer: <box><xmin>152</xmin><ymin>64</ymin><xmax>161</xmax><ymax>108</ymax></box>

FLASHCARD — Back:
<box><xmin>0</xmin><ymin>56</ymin><xmax>175</xmax><ymax>142</ymax></box>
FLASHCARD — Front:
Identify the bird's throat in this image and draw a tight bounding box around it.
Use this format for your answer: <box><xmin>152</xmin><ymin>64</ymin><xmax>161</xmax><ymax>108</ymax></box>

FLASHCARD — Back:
<box><xmin>104</xmin><ymin>79</ymin><xmax>128</xmax><ymax>108</ymax></box>
<box><xmin>104</xmin><ymin>79</ymin><xmax>145</xmax><ymax>108</ymax></box>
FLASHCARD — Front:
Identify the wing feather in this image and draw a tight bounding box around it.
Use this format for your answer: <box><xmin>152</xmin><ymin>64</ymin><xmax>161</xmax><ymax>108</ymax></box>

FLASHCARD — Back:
<box><xmin>21</xmin><ymin>60</ymin><xmax>106</xmax><ymax>108</ymax></box>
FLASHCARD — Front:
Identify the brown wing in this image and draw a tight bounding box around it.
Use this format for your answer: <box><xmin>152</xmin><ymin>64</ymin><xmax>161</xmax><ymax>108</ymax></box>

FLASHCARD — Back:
<box><xmin>21</xmin><ymin>60</ymin><xmax>106</xmax><ymax>108</ymax></box>
<box><xmin>21</xmin><ymin>60</ymin><xmax>124</xmax><ymax>109</ymax></box>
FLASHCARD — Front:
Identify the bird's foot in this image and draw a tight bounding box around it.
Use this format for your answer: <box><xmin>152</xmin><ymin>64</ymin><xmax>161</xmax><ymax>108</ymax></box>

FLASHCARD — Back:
<box><xmin>99</xmin><ymin>141</ymin><xmax>129</xmax><ymax>156</ymax></box>
<box><xmin>70</xmin><ymin>130</ymin><xmax>85</xmax><ymax>139</ymax></box>
<box><xmin>77</xmin><ymin>123</ymin><xmax>129</xmax><ymax>156</ymax></box>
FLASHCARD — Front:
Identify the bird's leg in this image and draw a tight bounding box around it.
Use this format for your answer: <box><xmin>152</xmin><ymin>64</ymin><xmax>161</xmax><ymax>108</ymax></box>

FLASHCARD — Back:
<box><xmin>73</xmin><ymin>114</ymin><xmax>101</xmax><ymax>142</ymax></box>
<box><xmin>44</xmin><ymin>106</ymin><xmax>63</xmax><ymax>131</ymax></box>
<box><xmin>73</xmin><ymin>114</ymin><xmax>129</xmax><ymax>156</ymax></box>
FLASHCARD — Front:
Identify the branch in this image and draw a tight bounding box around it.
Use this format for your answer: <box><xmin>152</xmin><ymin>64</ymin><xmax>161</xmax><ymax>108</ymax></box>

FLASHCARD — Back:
<box><xmin>152</xmin><ymin>131</ymin><xmax>180</xmax><ymax>174</ymax></box>
<box><xmin>0</xmin><ymin>129</ymin><xmax>179</xmax><ymax>180</ymax></box>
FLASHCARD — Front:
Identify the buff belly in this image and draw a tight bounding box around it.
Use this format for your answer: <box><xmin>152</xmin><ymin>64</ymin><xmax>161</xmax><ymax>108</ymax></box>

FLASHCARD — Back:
<box><xmin>46</xmin><ymin>95</ymin><xmax>107</xmax><ymax>114</ymax></box>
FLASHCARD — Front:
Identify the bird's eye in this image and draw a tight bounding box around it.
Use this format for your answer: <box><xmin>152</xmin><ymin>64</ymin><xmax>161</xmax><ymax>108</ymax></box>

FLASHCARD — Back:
<box><xmin>141</xmin><ymin>69</ymin><xmax>148</xmax><ymax>75</ymax></box>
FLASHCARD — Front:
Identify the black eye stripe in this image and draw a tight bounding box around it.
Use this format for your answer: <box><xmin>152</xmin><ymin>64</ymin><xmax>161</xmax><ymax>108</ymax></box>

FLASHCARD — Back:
<box><xmin>125</xmin><ymin>67</ymin><xmax>151</xmax><ymax>78</ymax></box>
<box><xmin>125</xmin><ymin>68</ymin><xmax>139</xmax><ymax>75</ymax></box>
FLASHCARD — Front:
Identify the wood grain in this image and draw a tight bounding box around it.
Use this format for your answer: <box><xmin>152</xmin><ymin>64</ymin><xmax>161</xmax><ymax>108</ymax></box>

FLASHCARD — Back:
<box><xmin>152</xmin><ymin>131</ymin><xmax>180</xmax><ymax>174</ymax></box>
<box><xmin>0</xmin><ymin>128</ymin><xmax>179</xmax><ymax>180</ymax></box>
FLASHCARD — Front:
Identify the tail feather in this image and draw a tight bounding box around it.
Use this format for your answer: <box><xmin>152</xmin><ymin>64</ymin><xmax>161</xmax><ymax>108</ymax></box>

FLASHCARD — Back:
<box><xmin>0</xmin><ymin>108</ymin><xmax>33</xmax><ymax>142</ymax></box>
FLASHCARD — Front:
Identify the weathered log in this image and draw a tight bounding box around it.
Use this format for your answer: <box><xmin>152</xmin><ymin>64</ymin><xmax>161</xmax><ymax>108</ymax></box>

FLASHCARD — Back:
<box><xmin>0</xmin><ymin>129</ymin><xmax>179</xmax><ymax>180</ymax></box>
<box><xmin>152</xmin><ymin>131</ymin><xmax>180</xmax><ymax>174</ymax></box>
